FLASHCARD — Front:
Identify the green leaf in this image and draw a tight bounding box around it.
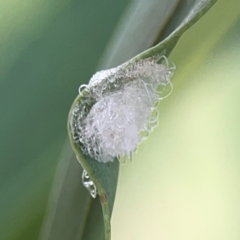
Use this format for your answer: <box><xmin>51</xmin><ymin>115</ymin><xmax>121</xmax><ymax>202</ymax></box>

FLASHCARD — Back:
<box><xmin>129</xmin><ymin>0</ymin><xmax>218</xmax><ymax>62</ymax></box>
<box><xmin>39</xmin><ymin>0</ymin><xmax>219</xmax><ymax>240</ymax></box>
<box><xmin>68</xmin><ymin>0</ymin><xmax>216</xmax><ymax>240</ymax></box>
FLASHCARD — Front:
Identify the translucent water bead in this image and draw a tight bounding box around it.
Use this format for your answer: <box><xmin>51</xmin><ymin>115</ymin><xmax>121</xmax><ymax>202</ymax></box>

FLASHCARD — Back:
<box><xmin>82</xmin><ymin>169</ymin><xmax>97</xmax><ymax>198</ymax></box>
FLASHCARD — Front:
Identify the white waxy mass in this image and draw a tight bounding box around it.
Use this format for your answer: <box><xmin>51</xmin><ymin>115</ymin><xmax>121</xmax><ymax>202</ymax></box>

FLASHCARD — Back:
<box><xmin>70</xmin><ymin>57</ymin><xmax>175</xmax><ymax>162</ymax></box>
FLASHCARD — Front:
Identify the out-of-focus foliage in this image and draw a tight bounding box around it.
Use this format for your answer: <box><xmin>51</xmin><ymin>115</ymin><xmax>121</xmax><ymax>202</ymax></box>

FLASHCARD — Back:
<box><xmin>0</xmin><ymin>1</ymin><xmax>130</xmax><ymax>239</ymax></box>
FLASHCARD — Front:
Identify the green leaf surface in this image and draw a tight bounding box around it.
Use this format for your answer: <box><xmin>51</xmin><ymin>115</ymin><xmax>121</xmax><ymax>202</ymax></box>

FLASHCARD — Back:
<box><xmin>67</xmin><ymin>1</ymin><xmax>218</xmax><ymax>240</ymax></box>
<box><xmin>129</xmin><ymin>0</ymin><xmax>218</xmax><ymax>62</ymax></box>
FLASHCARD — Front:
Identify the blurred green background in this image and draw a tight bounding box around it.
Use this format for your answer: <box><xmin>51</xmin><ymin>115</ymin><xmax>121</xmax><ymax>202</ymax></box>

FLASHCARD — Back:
<box><xmin>1</xmin><ymin>0</ymin><xmax>240</xmax><ymax>240</ymax></box>
<box><xmin>0</xmin><ymin>1</ymin><xmax>129</xmax><ymax>239</ymax></box>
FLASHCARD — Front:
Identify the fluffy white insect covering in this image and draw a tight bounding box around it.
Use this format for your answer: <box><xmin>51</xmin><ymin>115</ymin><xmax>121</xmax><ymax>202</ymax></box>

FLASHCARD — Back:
<box><xmin>71</xmin><ymin>57</ymin><xmax>175</xmax><ymax>163</ymax></box>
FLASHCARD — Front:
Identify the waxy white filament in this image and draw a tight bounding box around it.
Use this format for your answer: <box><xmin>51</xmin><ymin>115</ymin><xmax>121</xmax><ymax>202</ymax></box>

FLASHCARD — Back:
<box><xmin>73</xmin><ymin>57</ymin><xmax>175</xmax><ymax>162</ymax></box>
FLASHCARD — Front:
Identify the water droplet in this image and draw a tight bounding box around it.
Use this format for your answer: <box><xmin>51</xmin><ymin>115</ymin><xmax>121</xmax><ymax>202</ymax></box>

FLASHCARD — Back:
<box><xmin>82</xmin><ymin>169</ymin><xmax>97</xmax><ymax>198</ymax></box>
<box><xmin>78</xmin><ymin>84</ymin><xmax>88</xmax><ymax>94</ymax></box>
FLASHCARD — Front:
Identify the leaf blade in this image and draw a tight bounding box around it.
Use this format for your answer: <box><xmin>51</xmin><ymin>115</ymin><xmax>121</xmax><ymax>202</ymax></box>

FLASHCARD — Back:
<box><xmin>56</xmin><ymin>1</ymin><xmax>219</xmax><ymax>240</ymax></box>
<box><xmin>129</xmin><ymin>0</ymin><xmax>218</xmax><ymax>61</ymax></box>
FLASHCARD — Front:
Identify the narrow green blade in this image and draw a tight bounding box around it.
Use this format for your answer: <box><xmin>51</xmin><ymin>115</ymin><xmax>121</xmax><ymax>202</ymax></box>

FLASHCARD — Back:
<box><xmin>47</xmin><ymin>1</ymin><xmax>218</xmax><ymax>240</ymax></box>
